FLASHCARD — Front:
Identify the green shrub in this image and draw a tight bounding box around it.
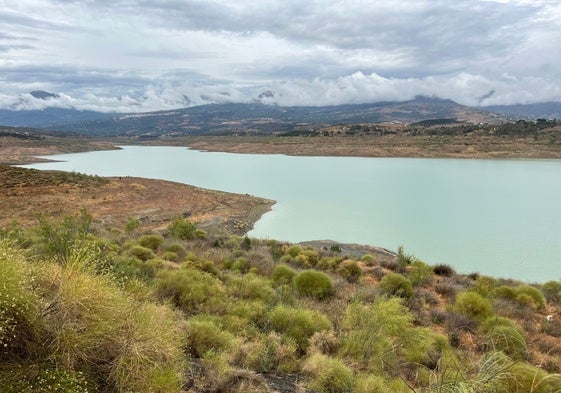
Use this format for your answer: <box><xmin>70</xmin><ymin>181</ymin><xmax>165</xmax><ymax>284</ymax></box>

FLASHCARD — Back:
<box><xmin>138</xmin><ymin>234</ymin><xmax>164</xmax><ymax>251</ymax></box>
<box><xmin>36</xmin><ymin>261</ymin><xmax>185</xmax><ymax>392</ymax></box>
<box><xmin>231</xmin><ymin>257</ymin><xmax>249</xmax><ymax>273</ymax></box>
<box><xmin>0</xmin><ymin>240</ymin><xmax>40</xmax><ymax>360</ymax></box>
<box><xmin>396</xmin><ymin>245</ymin><xmax>415</xmax><ymax>268</ymax></box>
<box><xmin>409</xmin><ymin>261</ymin><xmax>434</xmax><ymax>287</ymax></box>
<box><xmin>293</xmin><ymin>270</ymin><xmax>334</xmax><ymax>299</ymax></box>
<box><xmin>515</xmin><ymin>285</ymin><xmax>545</xmax><ymax>310</ymax></box>
<box><xmin>155</xmin><ymin>267</ymin><xmax>226</xmax><ymax>314</ymax></box>
<box><xmin>186</xmin><ymin>317</ymin><xmax>234</xmax><ymax>357</ymax></box>
<box><xmin>337</xmin><ymin>259</ymin><xmax>363</xmax><ymax>283</ymax></box>
<box><xmin>161</xmin><ymin>251</ymin><xmax>180</xmax><ymax>262</ymax></box>
<box><xmin>379</xmin><ymin>272</ymin><xmax>413</xmax><ymax>298</ymax></box>
<box><xmin>231</xmin><ymin>332</ymin><xmax>298</xmax><ymax>372</ymax></box>
<box><xmin>455</xmin><ymin>291</ymin><xmax>493</xmax><ymax>321</ymax></box>
<box><xmin>128</xmin><ymin>245</ymin><xmax>155</xmax><ymax>261</ymax></box>
<box><xmin>506</xmin><ymin>363</ymin><xmax>561</xmax><ymax>393</ymax></box>
<box><xmin>271</xmin><ymin>263</ymin><xmax>297</xmax><ymax>286</ymax></box>
<box><xmin>360</xmin><ymin>254</ymin><xmax>376</xmax><ymax>266</ymax></box>
<box><xmin>340</xmin><ymin>298</ymin><xmax>415</xmax><ymax>368</ymax></box>
<box><xmin>542</xmin><ymin>280</ymin><xmax>561</xmax><ymax>303</ymax></box>
<box><xmin>485</xmin><ymin>325</ymin><xmax>528</xmax><ymax>360</ymax></box>
<box><xmin>492</xmin><ymin>285</ymin><xmax>517</xmax><ymax>300</ymax></box>
<box><xmin>480</xmin><ymin>316</ymin><xmax>516</xmax><ymax>332</ymax></box>
<box><xmin>268</xmin><ymin>305</ymin><xmax>332</xmax><ymax>352</ymax></box>
<box><xmin>227</xmin><ymin>273</ymin><xmax>276</xmax><ymax>303</ymax></box>
<box><xmin>167</xmin><ymin>216</ymin><xmax>197</xmax><ymax>240</ymax></box>
<box><xmin>303</xmin><ymin>353</ymin><xmax>354</xmax><ymax>393</ymax></box>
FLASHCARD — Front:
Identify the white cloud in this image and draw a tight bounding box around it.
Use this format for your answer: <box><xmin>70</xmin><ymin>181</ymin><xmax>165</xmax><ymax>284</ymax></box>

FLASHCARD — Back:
<box><xmin>0</xmin><ymin>0</ymin><xmax>560</xmax><ymax>112</ymax></box>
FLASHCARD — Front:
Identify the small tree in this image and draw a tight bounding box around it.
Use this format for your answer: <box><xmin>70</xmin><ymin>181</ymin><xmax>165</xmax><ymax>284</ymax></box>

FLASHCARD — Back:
<box><xmin>167</xmin><ymin>217</ymin><xmax>197</xmax><ymax>240</ymax></box>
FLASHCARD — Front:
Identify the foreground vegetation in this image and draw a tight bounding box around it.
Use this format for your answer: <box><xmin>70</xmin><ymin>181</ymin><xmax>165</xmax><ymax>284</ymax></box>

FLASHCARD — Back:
<box><xmin>2</xmin><ymin>211</ymin><xmax>561</xmax><ymax>392</ymax></box>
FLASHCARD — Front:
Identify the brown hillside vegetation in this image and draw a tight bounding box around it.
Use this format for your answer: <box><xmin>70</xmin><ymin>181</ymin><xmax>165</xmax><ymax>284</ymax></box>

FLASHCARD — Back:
<box><xmin>0</xmin><ymin>166</ymin><xmax>273</xmax><ymax>236</ymax></box>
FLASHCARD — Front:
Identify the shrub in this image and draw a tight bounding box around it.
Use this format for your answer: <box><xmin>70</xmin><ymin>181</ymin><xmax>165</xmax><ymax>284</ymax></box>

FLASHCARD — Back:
<box><xmin>167</xmin><ymin>216</ymin><xmax>197</xmax><ymax>240</ymax></box>
<box><xmin>360</xmin><ymin>254</ymin><xmax>376</xmax><ymax>266</ymax></box>
<box><xmin>485</xmin><ymin>325</ymin><xmax>528</xmax><ymax>360</ymax></box>
<box><xmin>340</xmin><ymin>298</ymin><xmax>414</xmax><ymax>367</ymax></box>
<box><xmin>231</xmin><ymin>257</ymin><xmax>250</xmax><ymax>273</ymax></box>
<box><xmin>492</xmin><ymin>285</ymin><xmax>517</xmax><ymax>300</ymax></box>
<box><xmin>0</xmin><ymin>240</ymin><xmax>40</xmax><ymax>360</ymax></box>
<box><xmin>161</xmin><ymin>251</ymin><xmax>180</xmax><ymax>262</ymax></box>
<box><xmin>379</xmin><ymin>272</ymin><xmax>413</xmax><ymax>298</ymax></box>
<box><xmin>138</xmin><ymin>234</ymin><xmax>164</xmax><ymax>251</ymax></box>
<box><xmin>409</xmin><ymin>261</ymin><xmax>434</xmax><ymax>287</ymax></box>
<box><xmin>228</xmin><ymin>273</ymin><xmax>276</xmax><ymax>303</ymax></box>
<box><xmin>337</xmin><ymin>259</ymin><xmax>363</xmax><ymax>283</ymax></box>
<box><xmin>186</xmin><ymin>317</ymin><xmax>234</xmax><ymax>357</ymax></box>
<box><xmin>396</xmin><ymin>245</ymin><xmax>415</xmax><ymax>268</ymax></box>
<box><xmin>455</xmin><ymin>291</ymin><xmax>493</xmax><ymax>321</ymax></box>
<box><xmin>271</xmin><ymin>263</ymin><xmax>297</xmax><ymax>286</ymax></box>
<box><xmin>293</xmin><ymin>270</ymin><xmax>334</xmax><ymax>300</ymax></box>
<box><xmin>155</xmin><ymin>267</ymin><xmax>226</xmax><ymax>314</ymax></box>
<box><xmin>36</xmin><ymin>261</ymin><xmax>185</xmax><ymax>392</ymax></box>
<box><xmin>542</xmin><ymin>280</ymin><xmax>561</xmax><ymax>303</ymax></box>
<box><xmin>303</xmin><ymin>353</ymin><xmax>354</xmax><ymax>393</ymax></box>
<box><xmin>433</xmin><ymin>264</ymin><xmax>455</xmax><ymax>277</ymax></box>
<box><xmin>128</xmin><ymin>245</ymin><xmax>155</xmax><ymax>261</ymax></box>
<box><xmin>230</xmin><ymin>332</ymin><xmax>298</xmax><ymax>372</ymax></box>
<box><xmin>515</xmin><ymin>285</ymin><xmax>545</xmax><ymax>310</ymax></box>
<box><xmin>268</xmin><ymin>305</ymin><xmax>332</xmax><ymax>352</ymax></box>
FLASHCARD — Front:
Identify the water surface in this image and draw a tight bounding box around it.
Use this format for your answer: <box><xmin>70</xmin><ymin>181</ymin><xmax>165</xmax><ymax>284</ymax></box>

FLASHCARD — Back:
<box><xmin>23</xmin><ymin>146</ymin><xmax>561</xmax><ymax>282</ymax></box>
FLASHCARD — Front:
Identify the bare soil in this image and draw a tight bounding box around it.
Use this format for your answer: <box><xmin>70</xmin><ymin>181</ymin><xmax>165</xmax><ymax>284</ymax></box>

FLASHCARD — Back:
<box><xmin>0</xmin><ymin>166</ymin><xmax>273</xmax><ymax>236</ymax></box>
<box><xmin>155</xmin><ymin>134</ymin><xmax>561</xmax><ymax>159</ymax></box>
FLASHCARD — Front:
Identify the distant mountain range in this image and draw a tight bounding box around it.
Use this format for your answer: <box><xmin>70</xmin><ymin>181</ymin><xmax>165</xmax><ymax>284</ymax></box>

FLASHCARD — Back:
<box><xmin>0</xmin><ymin>93</ymin><xmax>559</xmax><ymax>137</ymax></box>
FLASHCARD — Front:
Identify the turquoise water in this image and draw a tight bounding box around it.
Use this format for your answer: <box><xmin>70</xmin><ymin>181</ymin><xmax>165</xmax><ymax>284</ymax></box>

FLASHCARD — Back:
<box><xmin>22</xmin><ymin>146</ymin><xmax>561</xmax><ymax>282</ymax></box>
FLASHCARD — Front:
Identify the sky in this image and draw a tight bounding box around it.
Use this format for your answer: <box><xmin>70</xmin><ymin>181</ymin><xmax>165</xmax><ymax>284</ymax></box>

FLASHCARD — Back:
<box><xmin>1</xmin><ymin>0</ymin><xmax>561</xmax><ymax>112</ymax></box>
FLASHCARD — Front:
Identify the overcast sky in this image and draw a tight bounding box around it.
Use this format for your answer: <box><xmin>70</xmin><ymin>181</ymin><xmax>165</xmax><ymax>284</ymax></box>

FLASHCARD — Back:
<box><xmin>1</xmin><ymin>0</ymin><xmax>561</xmax><ymax>112</ymax></box>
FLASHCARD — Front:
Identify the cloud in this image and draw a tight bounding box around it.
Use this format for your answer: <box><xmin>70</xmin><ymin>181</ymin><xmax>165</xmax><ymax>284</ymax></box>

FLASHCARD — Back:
<box><xmin>0</xmin><ymin>0</ymin><xmax>560</xmax><ymax>112</ymax></box>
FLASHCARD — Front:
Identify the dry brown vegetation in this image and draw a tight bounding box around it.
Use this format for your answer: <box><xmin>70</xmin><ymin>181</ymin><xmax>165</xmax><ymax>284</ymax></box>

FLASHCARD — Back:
<box><xmin>0</xmin><ymin>165</ymin><xmax>273</xmax><ymax>236</ymax></box>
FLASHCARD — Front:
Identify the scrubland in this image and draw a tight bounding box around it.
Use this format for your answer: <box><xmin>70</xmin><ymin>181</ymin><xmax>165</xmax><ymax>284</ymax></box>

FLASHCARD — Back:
<box><xmin>2</xmin><ymin>208</ymin><xmax>561</xmax><ymax>393</ymax></box>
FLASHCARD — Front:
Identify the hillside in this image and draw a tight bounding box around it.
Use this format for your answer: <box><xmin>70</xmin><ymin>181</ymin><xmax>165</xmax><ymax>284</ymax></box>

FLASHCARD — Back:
<box><xmin>1</xmin><ymin>167</ymin><xmax>561</xmax><ymax>392</ymax></box>
<box><xmin>0</xmin><ymin>97</ymin><xmax>502</xmax><ymax>137</ymax></box>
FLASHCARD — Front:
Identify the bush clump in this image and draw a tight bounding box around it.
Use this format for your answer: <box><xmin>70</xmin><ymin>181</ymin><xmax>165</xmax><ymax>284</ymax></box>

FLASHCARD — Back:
<box><xmin>433</xmin><ymin>263</ymin><xmax>455</xmax><ymax>277</ymax></box>
<box><xmin>337</xmin><ymin>259</ymin><xmax>363</xmax><ymax>283</ymax></box>
<box><xmin>379</xmin><ymin>272</ymin><xmax>413</xmax><ymax>298</ymax></box>
<box><xmin>293</xmin><ymin>270</ymin><xmax>334</xmax><ymax>299</ymax></box>
<box><xmin>455</xmin><ymin>291</ymin><xmax>493</xmax><ymax>321</ymax></box>
<box><xmin>268</xmin><ymin>305</ymin><xmax>332</xmax><ymax>352</ymax></box>
<box><xmin>167</xmin><ymin>216</ymin><xmax>197</xmax><ymax>240</ymax></box>
<box><xmin>542</xmin><ymin>280</ymin><xmax>561</xmax><ymax>303</ymax></box>
<box><xmin>271</xmin><ymin>263</ymin><xmax>297</xmax><ymax>286</ymax></box>
<box><xmin>515</xmin><ymin>285</ymin><xmax>546</xmax><ymax>310</ymax></box>
<box><xmin>128</xmin><ymin>245</ymin><xmax>156</xmax><ymax>261</ymax></box>
<box><xmin>303</xmin><ymin>353</ymin><xmax>354</xmax><ymax>393</ymax></box>
<box><xmin>138</xmin><ymin>234</ymin><xmax>164</xmax><ymax>251</ymax></box>
<box><xmin>155</xmin><ymin>266</ymin><xmax>226</xmax><ymax>314</ymax></box>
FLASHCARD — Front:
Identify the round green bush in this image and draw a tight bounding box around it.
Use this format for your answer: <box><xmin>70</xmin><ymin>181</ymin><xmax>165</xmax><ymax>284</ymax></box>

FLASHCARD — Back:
<box><xmin>128</xmin><ymin>245</ymin><xmax>155</xmax><ymax>261</ymax></box>
<box><xmin>293</xmin><ymin>270</ymin><xmax>334</xmax><ymax>299</ymax></box>
<box><xmin>271</xmin><ymin>263</ymin><xmax>297</xmax><ymax>286</ymax></box>
<box><xmin>486</xmin><ymin>325</ymin><xmax>528</xmax><ymax>360</ymax></box>
<box><xmin>167</xmin><ymin>217</ymin><xmax>197</xmax><ymax>240</ymax></box>
<box><xmin>492</xmin><ymin>285</ymin><xmax>517</xmax><ymax>300</ymax></box>
<box><xmin>337</xmin><ymin>260</ymin><xmax>362</xmax><ymax>283</ymax></box>
<box><xmin>542</xmin><ymin>280</ymin><xmax>561</xmax><ymax>303</ymax></box>
<box><xmin>379</xmin><ymin>272</ymin><xmax>413</xmax><ymax>298</ymax></box>
<box><xmin>138</xmin><ymin>234</ymin><xmax>164</xmax><ymax>251</ymax></box>
<box><xmin>303</xmin><ymin>353</ymin><xmax>354</xmax><ymax>393</ymax></box>
<box><xmin>515</xmin><ymin>285</ymin><xmax>545</xmax><ymax>310</ymax></box>
<box><xmin>455</xmin><ymin>291</ymin><xmax>493</xmax><ymax>321</ymax></box>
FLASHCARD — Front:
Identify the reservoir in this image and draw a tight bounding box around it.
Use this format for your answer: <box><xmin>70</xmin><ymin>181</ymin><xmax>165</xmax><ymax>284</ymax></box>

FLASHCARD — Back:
<box><xmin>23</xmin><ymin>145</ymin><xmax>561</xmax><ymax>283</ymax></box>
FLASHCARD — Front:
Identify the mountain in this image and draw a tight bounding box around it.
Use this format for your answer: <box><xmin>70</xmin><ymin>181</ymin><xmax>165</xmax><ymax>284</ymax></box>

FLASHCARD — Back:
<box><xmin>0</xmin><ymin>108</ymin><xmax>115</xmax><ymax>128</ymax></box>
<box><xmin>36</xmin><ymin>97</ymin><xmax>503</xmax><ymax>137</ymax></box>
<box><xmin>483</xmin><ymin>102</ymin><xmax>561</xmax><ymax>120</ymax></box>
<box><xmin>29</xmin><ymin>90</ymin><xmax>60</xmax><ymax>100</ymax></box>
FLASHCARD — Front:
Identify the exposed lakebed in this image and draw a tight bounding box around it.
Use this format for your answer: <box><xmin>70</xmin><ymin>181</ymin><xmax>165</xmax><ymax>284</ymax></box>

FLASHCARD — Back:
<box><xmin>23</xmin><ymin>145</ymin><xmax>561</xmax><ymax>282</ymax></box>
